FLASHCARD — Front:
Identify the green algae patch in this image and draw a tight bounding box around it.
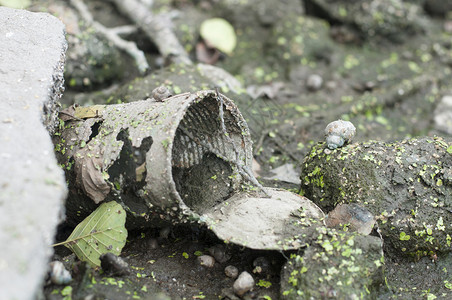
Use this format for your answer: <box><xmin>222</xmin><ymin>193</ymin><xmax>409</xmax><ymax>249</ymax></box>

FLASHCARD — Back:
<box><xmin>281</xmin><ymin>227</ymin><xmax>384</xmax><ymax>299</ymax></box>
<box><xmin>300</xmin><ymin>137</ymin><xmax>452</xmax><ymax>254</ymax></box>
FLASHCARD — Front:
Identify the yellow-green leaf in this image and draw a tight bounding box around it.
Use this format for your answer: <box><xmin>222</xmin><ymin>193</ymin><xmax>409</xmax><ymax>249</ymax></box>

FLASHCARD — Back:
<box><xmin>0</xmin><ymin>0</ymin><xmax>30</xmax><ymax>8</ymax></box>
<box><xmin>74</xmin><ymin>105</ymin><xmax>106</xmax><ymax>119</ymax></box>
<box><xmin>200</xmin><ymin>18</ymin><xmax>237</xmax><ymax>55</ymax></box>
<box><xmin>63</xmin><ymin>202</ymin><xmax>127</xmax><ymax>267</ymax></box>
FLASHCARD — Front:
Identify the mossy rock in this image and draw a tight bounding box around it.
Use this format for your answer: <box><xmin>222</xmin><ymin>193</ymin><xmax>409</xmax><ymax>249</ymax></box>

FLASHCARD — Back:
<box><xmin>65</xmin><ymin>26</ymin><xmax>124</xmax><ymax>90</ymax></box>
<box><xmin>300</xmin><ymin>137</ymin><xmax>452</xmax><ymax>255</ymax></box>
<box><xmin>107</xmin><ymin>63</ymin><xmax>243</xmax><ymax>104</ymax></box>
<box><xmin>281</xmin><ymin>227</ymin><xmax>384</xmax><ymax>299</ymax></box>
<box><xmin>307</xmin><ymin>0</ymin><xmax>428</xmax><ymax>42</ymax></box>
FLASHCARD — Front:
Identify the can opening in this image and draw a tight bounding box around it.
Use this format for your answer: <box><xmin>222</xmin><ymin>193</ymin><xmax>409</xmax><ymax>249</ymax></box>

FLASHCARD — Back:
<box><xmin>171</xmin><ymin>95</ymin><xmax>248</xmax><ymax>214</ymax></box>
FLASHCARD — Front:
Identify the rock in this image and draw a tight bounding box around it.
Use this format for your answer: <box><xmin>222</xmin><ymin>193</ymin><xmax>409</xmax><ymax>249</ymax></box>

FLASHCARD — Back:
<box><xmin>307</xmin><ymin>0</ymin><xmax>427</xmax><ymax>42</ymax></box>
<box><xmin>197</xmin><ymin>255</ymin><xmax>216</xmax><ymax>268</ymax></box>
<box><xmin>208</xmin><ymin>244</ymin><xmax>231</xmax><ymax>264</ymax></box>
<box><xmin>49</xmin><ymin>261</ymin><xmax>72</xmax><ymax>285</ymax></box>
<box><xmin>0</xmin><ymin>7</ymin><xmax>67</xmax><ymax>300</ymax></box>
<box><xmin>100</xmin><ymin>253</ymin><xmax>130</xmax><ymax>276</ymax></box>
<box><xmin>233</xmin><ymin>271</ymin><xmax>255</xmax><ymax>296</ymax></box>
<box><xmin>225</xmin><ymin>265</ymin><xmax>239</xmax><ymax>279</ymax></box>
<box><xmin>300</xmin><ymin>137</ymin><xmax>452</xmax><ymax>254</ymax></box>
<box><xmin>252</xmin><ymin>257</ymin><xmax>270</xmax><ymax>275</ymax></box>
<box><xmin>280</xmin><ymin>228</ymin><xmax>384</xmax><ymax>299</ymax></box>
<box><xmin>433</xmin><ymin>95</ymin><xmax>452</xmax><ymax>135</ymax></box>
<box><xmin>306</xmin><ymin>74</ymin><xmax>323</xmax><ymax>91</ymax></box>
<box><xmin>326</xmin><ymin>203</ymin><xmax>376</xmax><ymax>235</ymax></box>
<box><xmin>424</xmin><ymin>0</ymin><xmax>452</xmax><ymax>17</ymax></box>
<box><xmin>43</xmin><ymin>2</ymin><xmax>124</xmax><ymax>90</ymax></box>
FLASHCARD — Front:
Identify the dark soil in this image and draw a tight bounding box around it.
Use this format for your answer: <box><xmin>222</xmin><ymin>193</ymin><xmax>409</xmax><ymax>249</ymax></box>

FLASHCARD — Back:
<box><xmin>38</xmin><ymin>0</ymin><xmax>452</xmax><ymax>299</ymax></box>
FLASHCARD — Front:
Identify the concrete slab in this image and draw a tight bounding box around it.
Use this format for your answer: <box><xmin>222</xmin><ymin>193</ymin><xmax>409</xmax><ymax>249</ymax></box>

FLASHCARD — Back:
<box><xmin>0</xmin><ymin>7</ymin><xmax>67</xmax><ymax>300</ymax></box>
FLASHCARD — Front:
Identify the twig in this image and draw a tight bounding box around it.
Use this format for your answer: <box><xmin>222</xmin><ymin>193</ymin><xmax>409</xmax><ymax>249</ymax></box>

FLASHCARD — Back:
<box><xmin>215</xmin><ymin>88</ymin><xmax>270</xmax><ymax>197</ymax></box>
<box><xmin>109</xmin><ymin>25</ymin><xmax>138</xmax><ymax>35</ymax></box>
<box><xmin>70</xmin><ymin>0</ymin><xmax>150</xmax><ymax>74</ymax></box>
<box><xmin>112</xmin><ymin>0</ymin><xmax>192</xmax><ymax>65</ymax></box>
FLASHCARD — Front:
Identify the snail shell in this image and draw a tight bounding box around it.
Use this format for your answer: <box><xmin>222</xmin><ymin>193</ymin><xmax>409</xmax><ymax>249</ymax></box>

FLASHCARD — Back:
<box><xmin>325</xmin><ymin>120</ymin><xmax>356</xmax><ymax>150</ymax></box>
<box><xmin>152</xmin><ymin>85</ymin><xmax>172</xmax><ymax>102</ymax></box>
<box><xmin>49</xmin><ymin>261</ymin><xmax>72</xmax><ymax>285</ymax></box>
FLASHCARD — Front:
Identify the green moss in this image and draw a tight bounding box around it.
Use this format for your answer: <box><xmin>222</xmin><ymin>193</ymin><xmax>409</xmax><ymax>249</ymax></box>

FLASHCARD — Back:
<box><xmin>281</xmin><ymin>227</ymin><xmax>383</xmax><ymax>299</ymax></box>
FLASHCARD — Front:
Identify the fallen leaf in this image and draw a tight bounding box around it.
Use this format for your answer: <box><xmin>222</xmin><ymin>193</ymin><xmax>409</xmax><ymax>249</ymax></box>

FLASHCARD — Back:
<box><xmin>200</xmin><ymin>18</ymin><xmax>237</xmax><ymax>55</ymax></box>
<box><xmin>74</xmin><ymin>105</ymin><xmax>106</xmax><ymax>119</ymax></box>
<box><xmin>246</xmin><ymin>82</ymin><xmax>285</xmax><ymax>100</ymax></box>
<box><xmin>263</xmin><ymin>163</ymin><xmax>301</xmax><ymax>185</ymax></box>
<box><xmin>74</xmin><ymin>143</ymin><xmax>111</xmax><ymax>203</ymax></box>
<box><xmin>196</xmin><ymin>41</ymin><xmax>221</xmax><ymax>64</ymax></box>
<box><xmin>62</xmin><ymin>201</ymin><xmax>128</xmax><ymax>267</ymax></box>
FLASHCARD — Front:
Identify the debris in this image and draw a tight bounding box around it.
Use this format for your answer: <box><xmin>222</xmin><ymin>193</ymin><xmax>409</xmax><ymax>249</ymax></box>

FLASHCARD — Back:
<box><xmin>70</xmin><ymin>0</ymin><xmax>149</xmax><ymax>74</ymax></box>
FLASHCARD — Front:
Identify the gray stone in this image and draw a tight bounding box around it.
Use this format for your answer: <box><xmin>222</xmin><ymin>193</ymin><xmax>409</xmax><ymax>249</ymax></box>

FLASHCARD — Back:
<box><xmin>308</xmin><ymin>0</ymin><xmax>427</xmax><ymax>42</ymax></box>
<box><xmin>197</xmin><ymin>255</ymin><xmax>215</xmax><ymax>268</ymax></box>
<box><xmin>224</xmin><ymin>265</ymin><xmax>239</xmax><ymax>279</ymax></box>
<box><xmin>306</xmin><ymin>74</ymin><xmax>323</xmax><ymax>91</ymax></box>
<box><xmin>233</xmin><ymin>271</ymin><xmax>255</xmax><ymax>296</ymax></box>
<box><xmin>0</xmin><ymin>7</ymin><xmax>67</xmax><ymax>300</ymax></box>
<box><xmin>325</xmin><ymin>203</ymin><xmax>376</xmax><ymax>235</ymax></box>
<box><xmin>434</xmin><ymin>95</ymin><xmax>452</xmax><ymax>135</ymax></box>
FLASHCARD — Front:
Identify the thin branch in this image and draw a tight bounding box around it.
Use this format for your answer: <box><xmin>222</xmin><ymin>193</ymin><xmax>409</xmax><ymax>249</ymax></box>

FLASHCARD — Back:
<box><xmin>109</xmin><ymin>25</ymin><xmax>138</xmax><ymax>35</ymax></box>
<box><xmin>70</xmin><ymin>0</ymin><xmax>150</xmax><ymax>74</ymax></box>
<box><xmin>215</xmin><ymin>88</ymin><xmax>270</xmax><ymax>197</ymax></box>
<box><xmin>112</xmin><ymin>0</ymin><xmax>192</xmax><ymax>65</ymax></box>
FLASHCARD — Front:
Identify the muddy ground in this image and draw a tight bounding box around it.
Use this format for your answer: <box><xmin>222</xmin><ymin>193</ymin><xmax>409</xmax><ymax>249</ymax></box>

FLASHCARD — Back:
<box><xmin>33</xmin><ymin>0</ymin><xmax>452</xmax><ymax>299</ymax></box>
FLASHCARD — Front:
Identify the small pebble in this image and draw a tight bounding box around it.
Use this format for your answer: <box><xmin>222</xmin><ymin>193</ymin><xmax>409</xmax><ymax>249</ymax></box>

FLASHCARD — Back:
<box><xmin>224</xmin><ymin>265</ymin><xmax>239</xmax><ymax>279</ymax></box>
<box><xmin>208</xmin><ymin>244</ymin><xmax>231</xmax><ymax>263</ymax></box>
<box><xmin>197</xmin><ymin>255</ymin><xmax>215</xmax><ymax>268</ymax></box>
<box><xmin>306</xmin><ymin>74</ymin><xmax>323</xmax><ymax>91</ymax></box>
<box><xmin>49</xmin><ymin>261</ymin><xmax>72</xmax><ymax>285</ymax></box>
<box><xmin>325</xmin><ymin>81</ymin><xmax>337</xmax><ymax>91</ymax></box>
<box><xmin>326</xmin><ymin>203</ymin><xmax>375</xmax><ymax>235</ymax></box>
<box><xmin>233</xmin><ymin>271</ymin><xmax>255</xmax><ymax>296</ymax></box>
<box><xmin>100</xmin><ymin>253</ymin><xmax>130</xmax><ymax>276</ymax></box>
